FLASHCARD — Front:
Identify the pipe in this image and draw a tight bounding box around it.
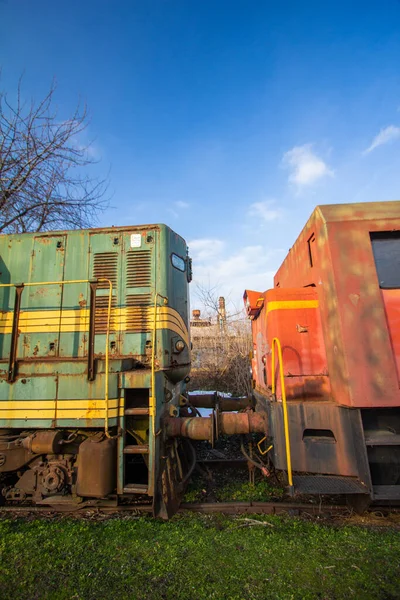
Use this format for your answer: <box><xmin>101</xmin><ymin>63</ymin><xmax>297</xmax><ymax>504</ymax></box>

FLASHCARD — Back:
<box><xmin>166</xmin><ymin>416</ymin><xmax>213</xmax><ymax>441</ymax></box>
<box><xmin>165</xmin><ymin>411</ymin><xmax>266</xmax><ymax>441</ymax></box>
<box><xmin>220</xmin><ymin>412</ymin><xmax>265</xmax><ymax>435</ymax></box>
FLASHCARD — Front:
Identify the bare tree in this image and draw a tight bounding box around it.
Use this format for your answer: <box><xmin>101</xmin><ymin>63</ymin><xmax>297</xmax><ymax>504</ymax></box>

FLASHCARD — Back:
<box><xmin>189</xmin><ymin>283</ymin><xmax>253</xmax><ymax>396</ymax></box>
<box><xmin>0</xmin><ymin>77</ymin><xmax>108</xmax><ymax>233</ymax></box>
<box><xmin>194</xmin><ymin>281</ymin><xmax>244</xmax><ymax>323</ymax></box>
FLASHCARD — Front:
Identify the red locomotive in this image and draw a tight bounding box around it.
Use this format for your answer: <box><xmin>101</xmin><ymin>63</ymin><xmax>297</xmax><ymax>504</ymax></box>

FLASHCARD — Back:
<box><xmin>244</xmin><ymin>201</ymin><xmax>400</xmax><ymax>507</ymax></box>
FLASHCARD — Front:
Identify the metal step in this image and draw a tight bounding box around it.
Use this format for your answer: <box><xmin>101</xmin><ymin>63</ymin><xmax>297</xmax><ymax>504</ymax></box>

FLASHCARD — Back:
<box><xmin>124</xmin><ymin>408</ymin><xmax>150</xmax><ymax>416</ymax></box>
<box><xmin>364</xmin><ymin>432</ymin><xmax>400</xmax><ymax>446</ymax></box>
<box><xmin>123</xmin><ymin>445</ymin><xmax>149</xmax><ymax>455</ymax></box>
<box><xmin>123</xmin><ymin>484</ymin><xmax>148</xmax><ymax>494</ymax></box>
<box><xmin>373</xmin><ymin>485</ymin><xmax>400</xmax><ymax>501</ymax></box>
<box><xmin>293</xmin><ymin>475</ymin><xmax>369</xmax><ymax>495</ymax></box>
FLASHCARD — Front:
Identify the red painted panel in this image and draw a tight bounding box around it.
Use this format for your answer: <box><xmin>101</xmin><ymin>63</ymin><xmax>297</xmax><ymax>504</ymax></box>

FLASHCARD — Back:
<box><xmin>381</xmin><ymin>289</ymin><xmax>400</xmax><ymax>385</ymax></box>
<box><xmin>250</xmin><ymin>203</ymin><xmax>400</xmax><ymax>409</ymax></box>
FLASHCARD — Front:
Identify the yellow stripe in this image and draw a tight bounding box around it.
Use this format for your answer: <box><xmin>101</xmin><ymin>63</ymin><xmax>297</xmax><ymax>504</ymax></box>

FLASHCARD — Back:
<box><xmin>266</xmin><ymin>300</ymin><xmax>319</xmax><ymax>314</ymax></box>
<box><xmin>0</xmin><ymin>399</ymin><xmax>120</xmax><ymax>410</ymax></box>
<box><xmin>0</xmin><ymin>306</ymin><xmax>190</xmax><ymax>344</ymax></box>
<box><xmin>0</xmin><ymin>398</ymin><xmax>122</xmax><ymax>420</ymax></box>
<box><xmin>158</xmin><ymin>306</ymin><xmax>187</xmax><ymax>332</ymax></box>
<box><xmin>0</xmin><ymin>409</ymin><xmax>121</xmax><ymax>420</ymax></box>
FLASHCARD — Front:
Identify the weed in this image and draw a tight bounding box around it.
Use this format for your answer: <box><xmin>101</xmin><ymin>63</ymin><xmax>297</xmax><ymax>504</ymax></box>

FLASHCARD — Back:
<box><xmin>0</xmin><ymin>514</ymin><xmax>399</xmax><ymax>599</ymax></box>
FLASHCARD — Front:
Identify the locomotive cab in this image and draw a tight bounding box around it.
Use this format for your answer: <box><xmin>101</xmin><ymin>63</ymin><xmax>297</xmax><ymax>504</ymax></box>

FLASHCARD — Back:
<box><xmin>245</xmin><ymin>201</ymin><xmax>400</xmax><ymax>505</ymax></box>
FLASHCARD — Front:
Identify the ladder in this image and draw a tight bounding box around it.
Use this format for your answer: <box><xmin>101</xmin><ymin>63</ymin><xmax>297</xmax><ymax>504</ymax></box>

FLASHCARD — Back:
<box><xmin>118</xmin><ymin>388</ymin><xmax>152</xmax><ymax>496</ymax></box>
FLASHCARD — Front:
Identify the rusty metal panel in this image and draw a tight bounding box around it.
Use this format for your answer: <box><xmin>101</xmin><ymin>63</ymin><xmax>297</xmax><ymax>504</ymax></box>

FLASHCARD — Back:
<box><xmin>264</xmin><ymin>287</ymin><xmax>330</xmax><ymax>402</ymax></box>
<box><xmin>76</xmin><ymin>436</ymin><xmax>117</xmax><ymax>497</ymax></box>
<box><xmin>271</xmin><ymin>201</ymin><xmax>400</xmax><ymax>409</ymax></box>
<box><xmin>327</xmin><ymin>218</ymin><xmax>400</xmax><ymax>408</ymax></box>
<box><xmin>265</xmin><ymin>398</ymin><xmax>371</xmax><ymax>487</ymax></box>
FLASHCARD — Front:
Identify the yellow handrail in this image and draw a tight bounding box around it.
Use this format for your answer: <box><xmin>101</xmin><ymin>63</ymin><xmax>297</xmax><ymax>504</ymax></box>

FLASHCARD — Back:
<box><xmin>271</xmin><ymin>337</ymin><xmax>293</xmax><ymax>489</ymax></box>
<box><xmin>0</xmin><ymin>278</ymin><xmax>113</xmax><ymax>437</ymax></box>
<box><xmin>150</xmin><ymin>292</ymin><xmax>158</xmax><ymax>432</ymax></box>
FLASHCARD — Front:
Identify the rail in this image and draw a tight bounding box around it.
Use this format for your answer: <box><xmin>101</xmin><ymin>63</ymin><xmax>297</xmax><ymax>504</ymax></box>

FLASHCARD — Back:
<box><xmin>271</xmin><ymin>337</ymin><xmax>294</xmax><ymax>492</ymax></box>
<box><xmin>0</xmin><ymin>278</ymin><xmax>113</xmax><ymax>437</ymax></box>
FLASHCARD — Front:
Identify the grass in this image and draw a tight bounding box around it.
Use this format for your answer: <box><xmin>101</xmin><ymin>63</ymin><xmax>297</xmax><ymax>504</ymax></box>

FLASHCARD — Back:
<box><xmin>0</xmin><ymin>513</ymin><xmax>399</xmax><ymax>600</ymax></box>
<box><xmin>184</xmin><ymin>478</ymin><xmax>284</xmax><ymax>503</ymax></box>
<box><xmin>183</xmin><ymin>464</ymin><xmax>285</xmax><ymax>504</ymax></box>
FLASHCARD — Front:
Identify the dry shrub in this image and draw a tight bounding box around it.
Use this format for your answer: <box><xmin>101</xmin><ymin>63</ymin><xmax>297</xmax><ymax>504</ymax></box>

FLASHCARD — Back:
<box><xmin>188</xmin><ymin>318</ymin><xmax>252</xmax><ymax>397</ymax></box>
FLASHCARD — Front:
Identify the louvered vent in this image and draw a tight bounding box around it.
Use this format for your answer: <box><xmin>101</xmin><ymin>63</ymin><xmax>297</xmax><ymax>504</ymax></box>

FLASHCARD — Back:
<box><xmin>93</xmin><ymin>253</ymin><xmax>118</xmax><ymax>289</ymax></box>
<box><xmin>126</xmin><ymin>250</ymin><xmax>151</xmax><ymax>287</ymax></box>
<box><xmin>95</xmin><ymin>295</ymin><xmax>117</xmax><ymax>333</ymax></box>
<box><xmin>126</xmin><ymin>293</ymin><xmax>151</xmax><ymax>306</ymax></box>
<box><xmin>125</xmin><ymin>293</ymin><xmax>151</xmax><ymax>332</ymax></box>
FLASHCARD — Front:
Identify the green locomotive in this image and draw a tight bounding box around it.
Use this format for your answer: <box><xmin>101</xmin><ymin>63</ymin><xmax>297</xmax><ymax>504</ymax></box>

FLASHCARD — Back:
<box><xmin>0</xmin><ymin>224</ymin><xmax>192</xmax><ymax>517</ymax></box>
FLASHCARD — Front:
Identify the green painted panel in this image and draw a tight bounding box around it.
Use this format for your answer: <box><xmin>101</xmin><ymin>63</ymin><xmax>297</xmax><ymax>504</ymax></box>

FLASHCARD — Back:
<box><xmin>0</xmin><ymin>235</ymin><xmax>34</xmax><ymax>360</ymax></box>
<box><xmin>120</xmin><ymin>227</ymin><xmax>155</xmax><ymax>357</ymax></box>
<box><xmin>0</xmin><ymin>223</ymin><xmax>191</xmax><ymax>436</ymax></box>
<box><xmin>88</xmin><ymin>232</ymin><xmax>120</xmax><ymax>356</ymax></box>
<box><xmin>20</xmin><ymin>235</ymin><xmax>66</xmax><ymax>359</ymax></box>
<box><xmin>0</xmin><ymin>375</ymin><xmax>57</xmax><ymax>401</ymax></box>
<box><xmin>59</xmin><ymin>231</ymin><xmax>90</xmax><ymax>358</ymax></box>
<box><xmin>57</xmin><ymin>373</ymin><xmax>118</xmax><ymax>400</ymax></box>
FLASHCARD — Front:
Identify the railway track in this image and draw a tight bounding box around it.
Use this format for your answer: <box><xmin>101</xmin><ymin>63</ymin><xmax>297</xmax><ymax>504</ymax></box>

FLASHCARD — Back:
<box><xmin>0</xmin><ymin>500</ymin><xmax>397</xmax><ymax>517</ymax></box>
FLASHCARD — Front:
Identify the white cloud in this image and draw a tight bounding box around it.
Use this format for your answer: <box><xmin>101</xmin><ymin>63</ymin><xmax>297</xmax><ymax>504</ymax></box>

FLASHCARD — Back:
<box><xmin>175</xmin><ymin>201</ymin><xmax>190</xmax><ymax>209</ymax></box>
<box><xmin>248</xmin><ymin>200</ymin><xmax>282</xmax><ymax>223</ymax></box>
<box><xmin>363</xmin><ymin>125</ymin><xmax>400</xmax><ymax>154</ymax></box>
<box><xmin>190</xmin><ymin>241</ymin><xmax>284</xmax><ymax>313</ymax></box>
<box><xmin>189</xmin><ymin>238</ymin><xmax>225</xmax><ymax>262</ymax></box>
<box><xmin>282</xmin><ymin>144</ymin><xmax>333</xmax><ymax>187</ymax></box>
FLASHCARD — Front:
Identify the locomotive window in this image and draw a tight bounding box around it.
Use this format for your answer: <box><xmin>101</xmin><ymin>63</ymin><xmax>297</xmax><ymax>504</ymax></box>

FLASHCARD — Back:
<box><xmin>171</xmin><ymin>253</ymin><xmax>186</xmax><ymax>272</ymax></box>
<box><xmin>371</xmin><ymin>232</ymin><xmax>400</xmax><ymax>289</ymax></box>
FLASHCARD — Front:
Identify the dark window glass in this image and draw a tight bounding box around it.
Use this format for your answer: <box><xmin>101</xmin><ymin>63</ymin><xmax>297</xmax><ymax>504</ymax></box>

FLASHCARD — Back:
<box><xmin>371</xmin><ymin>232</ymin><xmax>400</xmax><ymax>289</ymax></box>
<box><xmin>171</xmin><ymin>253</ymin><xmax>186</xmax><ymax>272</ymax></box>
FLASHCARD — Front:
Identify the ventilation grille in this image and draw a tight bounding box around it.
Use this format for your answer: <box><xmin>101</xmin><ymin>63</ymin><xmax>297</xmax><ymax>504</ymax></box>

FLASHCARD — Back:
<box><xmin>126</xmin><ymin>293</ymin><xmax>151</xmax><ymax>306</ymax></box>
<box><xmin>126</xmin><ymin>250</ymin><xmax>151</xmax><ymax>287</ymax></box>
<box><xmin>95</xmin><ymin>295</ymin><xmax>117</xmax><ymax>333</ymax></box>
<box><xmin>93</xmin><ymin>253</ymin><xmax>118</xmax><ymax>289</ymax></box>
<box><xmin>125</xmin><ymin>293</ymin><xmax>151</xmax><ymax>332</ymax></box>
<box><xmin>126</xmin><ymin>307</ymin><xmax>151</xmax><ymax>333</ymax></box>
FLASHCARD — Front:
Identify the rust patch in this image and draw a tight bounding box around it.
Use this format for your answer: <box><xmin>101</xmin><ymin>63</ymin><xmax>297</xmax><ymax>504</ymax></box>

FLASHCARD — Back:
<box><xmin>79</xmin><ymin>293</ymin><xmax>87</xmax><ymax>307</ymax></box>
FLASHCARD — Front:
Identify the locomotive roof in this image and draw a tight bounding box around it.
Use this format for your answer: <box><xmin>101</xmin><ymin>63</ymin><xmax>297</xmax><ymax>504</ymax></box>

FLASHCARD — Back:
<box><xmin>314</xmin><ymin>200</ymin><xmax>400</xmax><ymax>223</ymax></box>
<box><xmin>0</xmin><ymin>223</ymin><xmax>188</xmax><ymax>246</ymax></box>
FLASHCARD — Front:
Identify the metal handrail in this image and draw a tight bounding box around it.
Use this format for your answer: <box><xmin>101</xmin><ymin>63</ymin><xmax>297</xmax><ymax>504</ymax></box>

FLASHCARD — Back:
<box><xmin>0</xmin><ymin>278</ymin><xmax>113</xmax><ymax>436</ymax></box>
<box><xmin>150</xmin><ymin>292</ymin><xmax>168</xmax><ymax>435</ymax></box>
<box><xmin>271</xmin><ymin>336</ymin><xmax>293</xmax><ymax>491</ymax></box>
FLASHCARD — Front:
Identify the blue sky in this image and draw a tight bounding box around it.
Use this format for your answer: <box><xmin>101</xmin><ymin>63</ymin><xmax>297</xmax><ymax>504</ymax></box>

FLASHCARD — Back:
<box><xmin>2</xmin><ymin>0</ymin><xmax>400</xmax><ymax>312</ymax></box>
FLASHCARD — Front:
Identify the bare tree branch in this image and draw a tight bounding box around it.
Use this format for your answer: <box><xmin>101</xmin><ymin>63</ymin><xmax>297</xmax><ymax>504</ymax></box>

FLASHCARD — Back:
<box><xmin>190</xmin><ymin>283</ymin><xmax>252</xmax><ymax>396</ymax></box>
<box><xmin>0</xmin><ymin>76</ymin><xmax>109</xmax><ymax>233</ymax></box>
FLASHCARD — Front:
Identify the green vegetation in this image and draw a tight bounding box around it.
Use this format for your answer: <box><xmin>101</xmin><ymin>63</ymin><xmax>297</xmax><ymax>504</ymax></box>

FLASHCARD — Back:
<box><xmin>0</xmin><ymin>513</ymin><xmax>399</xmax><ymax>600</ymax></box>
<box><xmin>184</xmin><ymin>478</ymin><xmax>284</xmax><ymax>503</ymax></box>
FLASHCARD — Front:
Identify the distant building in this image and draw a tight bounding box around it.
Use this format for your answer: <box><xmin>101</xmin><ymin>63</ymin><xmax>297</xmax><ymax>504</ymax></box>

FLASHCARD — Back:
<box><xmin>190</xmin><ymin>298</ymin><xmax>227</xmax><ymax>369</ymax></box>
